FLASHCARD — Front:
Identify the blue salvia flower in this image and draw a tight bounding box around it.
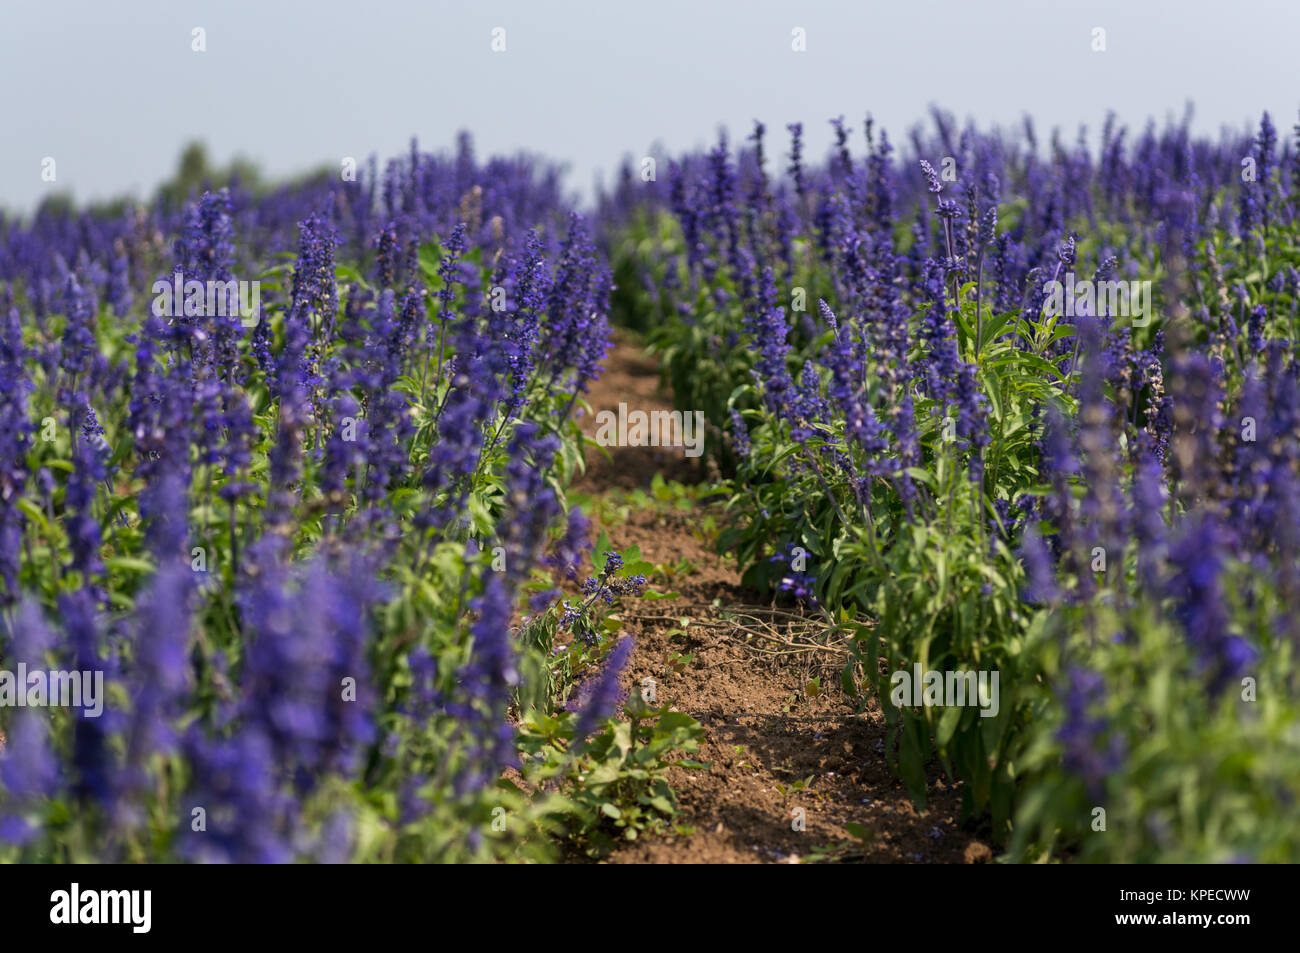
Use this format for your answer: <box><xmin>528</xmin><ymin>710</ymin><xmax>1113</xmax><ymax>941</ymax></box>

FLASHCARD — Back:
<box><xmin>770</xmin><ymin>544</ymin><xmax>818</xmax><ymax>604</ymax></box>
<box><xmin>0</xmin><ymin>300</ymin><xmax>32</xmax><ymax>605</ymax></box>
<box><xmin>1254</xmin><ymin>112</ymin><xmax>1278</xmax><ymax>235</ymax></box>
<box><xmin>60</xmin><ymin>588</ymin><xmax>116</xmax><ymax>810</ymax></box>
<box><xmin>580</xmin><ymin>569</ymin><xmax>646</xmax><ymax>607</ymax></box>
<box><xmin>65</xmin><ymin>439</ymin><xmax>107</xmax><ymax>591</ymax></box>
<box><xmin>1019</xmin><ymin>526</ymin><xmax>1060</xmax><ymax>605</ymax></box>
<box><xmin>450</xmin><ymin>575</ymin><xmax>519</xmax><ymax>796</ymax></box>
<box><xmin>954</xmin><ymin>362</ymin><xmax>989</xmax><ymax>483</ymax></box>
<box><xmin>1057</xmin><ymin>234</ymin><xmax>1077</xmax><ymax>269</ymax></box>
<box><xmin>106</xmin><ymin>248</ymin><xmax>132</xmax><ymax>318</ymax></box>
<box><xmin>318</xmin><ymin>392</ymin><xmax>363</xmax><ymax>510</ymax></box>
<box><xmin>1074</xmin><ymin>325</ymin><xmax>1124</xmax><ymax>588</ymax></box>
<box><xmin>394</xmin><ymin>286</ymin><xmax>425</xmax><ymax>361</ymax></box>
<box><xmin>1166</xmin><ymin>514</ymin><xmax>1256</xmax><ymax>695</ymax></box>
<box><xmin>829</xmin><ymin>116</ymin><xmax>855</xmax><ymax>190</ymax></box>
<box><xmin>866</xmin><ymin>122</ymin><xmax>896</xmax><ymax>231</ymax></box>
<box><xmin>786</xmin><ymin>123</ymin><xmax>805</xmax><ymax>199</ymax></box>
<box><xmin>79</xmin><ymin>403</ymin><xmax>108</xmax><ymax>452</ymax></box>
<box><xmin>918</xmin><ymin>259</ymin><xmax>959</xmax><ymax>405</ymax></box>
<box><xmin>419</xmin><ymin>333</ymin><xmax>503</xmax><ymax>530</ymax></box>
<box><xmin>977</xmin><ymin>204</ymin><xmax>998</xmax><ymax>247</ymax></box>
<box><xmin>571</xmin><ymin>311</ymin><xmax>613</xmax><ymax>398</ymax></box>
<box><xmin>542</xmin><ymin>216</ymin><xmax>612</xmax><ymax>397</ymax></box>
<box><xmin>434</xmin><ymin>221</ymin><xmax>467</xmax><ymax>336</ymax></box>
<box><xmin>547</xmin><ymin>506</ymin><xmax>590</xmax><ymax>580</ymax></box>
<box><xmin>789</xmin><ymin>360</ymin><xmax>832</xmax><ymax>444</ymax></box>
<box><xmin>919</xmin><ymin>159</ymin><xmax>942</xmax><ymax>195</ymax></box>
<box><xmin>266</xmin><ymin>378</ymin><xmax>307</xmax><ymax>533</ymax></box>
<box><xmin>729</xmin><ymin>407</ymin><xmax>751</xmax><ymax>458</ymax></box>
<box><xmin>374</xmin><ymin>219</ymin><xmax>401</xmax><ymax>288</ymax></box>
<box><xmin>117</xmin><ymin>560</ymin><xmax>192</xmax><ymax>828</ymax></box>
<box><xmin>1130</xmin><ymin>450</ymin><xmax>1169</xmax><ymax>592</ymax></box>
<box><xmin>747</xmin><ymin>268</ymin><xmax>794</xmax><ymax>413</ymax></box>
<box><xmin>239</xmin><ymin>555</ymin><xmax>379</xmax><ymax>792</ymax></box>
<box><xmin>778</xmin><ymin>572</ymin><xmax>817</xmax><ymax>604</ymax></box>
<box><xmin>496</xmin><ymin>422</ymin><xmax>561</xmax><ymax>587</ymax></box>
<box><xmin>176</xmin><ymin>189</ymin><xmax>237</xmax><ymax>284</ymax></box>
<box><xmin>1167</xmin><ymin>353</ymin><xmax>1224</xmax><ymax>506</ymax></box>
<box><xmin>290</xmin><ymin>214</ymin><xmax>339</xmax><ymax>324</ymax></box>
<box><xmin>705</xmin><ymin>133</ymin><xmax>743</xmax><ymax>275</ymax></box>
<box><xmin>0</xmin><ymin>601</ymin><xmax>60</xmax><ymax>844</ymax></box>
<box><xmin>668</xmin><ymin>160</ymin><xmax>704</xmax><ymax>271</ymax></box>
<box><xmin>571</xmin><ymin>636</ymin><xmax>634</xmax><ymax>743</ymax></box>
<box><xmin>185</xmin><ymin>190</ymin><xmax>243</xmax><ymax>372</ymax></box>
<box><xmin>59</xmin><ymin>272</ymin><xmax>98</xmax><ymax>383</ymax></box>
<box><xmin>179</xmin><ymin>727</ymin><xmax>293</xmax><ymax>864</ymax></box>
<box><xmin>559</xmin><ymin>601</ymin><xmax>583</xmax><ymax>639</ymax></box>
<box><xmin>1038</xmin><ymin>404</ymin><xmax>1082</xmax><ymax>584</ymax></box>
<box><xmin>212</xmin><ymin>385</ymin><xmax>257</xmax><ymax>503</ymax></box>
<box><xmin>1056</xmin><ymin>666</ymin><xmax>1124</xmax><ymax>799</ymax></box>
<box><xmin>1247</xmin><ymin>304</ymin><xmax>1266</xmax><ymax>355</ymax></box>
<box><xmin>495</xmin><ymin>229</ymin><xmax>546</xmax><ymax>407</ymax></box>
<box><xmin>888</xmin><ymin>392</ymin><xmax>921</xmax><ymax>512</ymax></box>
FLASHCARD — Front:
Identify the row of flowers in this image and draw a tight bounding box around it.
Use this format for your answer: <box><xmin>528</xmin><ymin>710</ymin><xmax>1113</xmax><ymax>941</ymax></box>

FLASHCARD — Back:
<box><xmin>601</xmin><ymin>110</ymin><xmax>1300</xmax><ymax>861</ymax></box>
<box><xmin>0</xmin><ymin>139</ymin><xmax>664</xmax><ymax>862</ymax></box>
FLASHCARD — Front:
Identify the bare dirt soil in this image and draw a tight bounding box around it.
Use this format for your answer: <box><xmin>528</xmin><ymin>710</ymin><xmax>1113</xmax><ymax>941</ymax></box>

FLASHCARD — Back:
<box><xmin>570</xmin><ymin>332</ymin><xmax>994</xmax><ymax>864</ymax></box>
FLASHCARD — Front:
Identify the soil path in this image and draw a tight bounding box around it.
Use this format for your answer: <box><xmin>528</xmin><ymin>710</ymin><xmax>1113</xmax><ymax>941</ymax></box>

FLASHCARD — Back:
<box><xmin>570</xmin><ymin>333</ymin><xmax>993</xmax><ymax>863</ymax></box>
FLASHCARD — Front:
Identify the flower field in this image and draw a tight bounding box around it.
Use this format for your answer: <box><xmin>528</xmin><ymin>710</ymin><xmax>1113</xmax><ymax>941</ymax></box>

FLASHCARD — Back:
<box><xmin>2</xmin><ymin>108</ymin><xmax>1299</xmax><ymax>864</ymax></box>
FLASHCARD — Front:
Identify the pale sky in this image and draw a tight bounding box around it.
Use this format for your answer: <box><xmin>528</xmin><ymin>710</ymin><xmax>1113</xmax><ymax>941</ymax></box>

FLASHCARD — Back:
<box><xmin>1</xmin><ymin>0</ymin><xmax>1294</xmax><ymax>214</ymax></box>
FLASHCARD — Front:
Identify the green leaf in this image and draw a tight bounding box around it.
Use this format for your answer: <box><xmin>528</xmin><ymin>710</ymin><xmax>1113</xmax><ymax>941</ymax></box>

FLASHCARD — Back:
<box><xmin>642</xmin><ymin>794</ymin><xmax>675</xmax><ymax>814</ymax></box>
<box><xmin>844</xmin><ymin>821</ymin><xmax>874</xmax><ymax>843</ymax></box>
<box><xmin>899</xmin><ymin>718</ymin><xmax>928</xmax><ymax>807</ymax></box>
<box><xmin>936</xmin><ymin>704</ymin><xmax>963</xmax><ymax>749</ymax></box>
<box><xmin>105</xmin><ymin>556</ymin><xmax>156</xmax><ymax>574</ymax></box>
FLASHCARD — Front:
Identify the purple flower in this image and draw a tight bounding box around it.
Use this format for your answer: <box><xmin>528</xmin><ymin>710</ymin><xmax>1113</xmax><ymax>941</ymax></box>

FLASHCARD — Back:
<box><xmin>786</xmin><ymin>123</ymin><xmax>805</xmax><ymax>198</ymax></box>
<box><xmin>179</xmin><ymin>727</ymin><xmax>293</xmax><ymax>864</ymax></box>
<box><xmin>0</xmin><ymin>302</ymin><xmax>32</xmax><ymax>605</ymax></box>
<box><xmin>117</xmin><ymin>561</ymin><xmax>192</xmax><ymax>826</ymax></box>
<box><xmin>450</xmin><ymin>575</ymin><xmax>519</xmax><ymax>795</ymax></box>
<box><xmin>59</xmin><ymin>272</ymin><xmax>98</xmax><ymax>381</ymax></box>
<box><xmin>729</xmin><ymin>407</ymin><xmax>752</xmax><ymax>458</ymax></box>
<box><xmin>747</xmin><ymin>268</ymin><xmax>794</xmax><ymax>412</ymax></box>
<box><xmin>0</xmin><ymin>602</ymin><xmax>60</xmax><ymax>843</ymax></box>
<box><xmin>289</xmin><ymin>214</ymin><xmax>339</xmax><ymax>324</ymax></box>
<box><xmin>1166</xmin><ymin>515</ymin><xmax>1256</xmax><ymax>695</ymax></box>
<box><xmin>1020</xmin><ymin>526</ymin><xmax>1060</xmax><ymax>605</ymax></box>
<box><xmin>238</xmin><ymin>554</ymin><xmax>380</xmax><ymax>791</ymax></box>
<box><xmin>548</xmin><ymin>507</ymin><xmax>590</xmax><ymax>579</ymax></box>
<box><xmin>919</xmin><ymin>159</ymin><xmax>942</xmax><ymax>194</ymax></box>
<box><xmin>1056</xmin><ymin>666</ymin><xmax>1124</xmax><ymax>799</ymax></box>
<box><xmin>60</xmin><ymin>588</ymin><xmax>116</xmax><ymax>809</ymax></box>
<box><xmin>572</xmin><ymin>636</ymin><xmax>634</xmax><ymax>742</ymax></box>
